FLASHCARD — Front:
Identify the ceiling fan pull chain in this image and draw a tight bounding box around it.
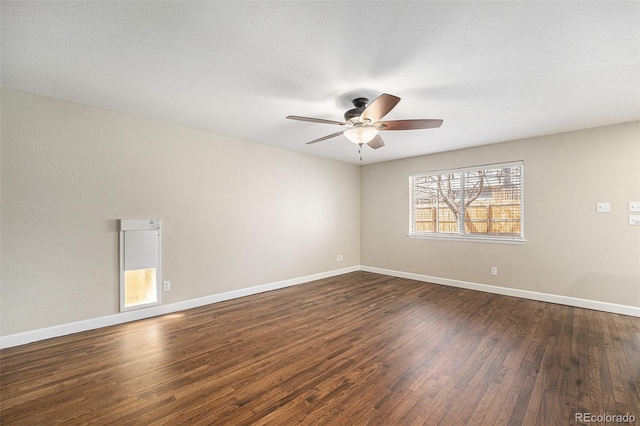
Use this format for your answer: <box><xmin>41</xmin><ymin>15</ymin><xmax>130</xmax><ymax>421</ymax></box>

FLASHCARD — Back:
<box><xmin>358</xmin><ymin>143</ymin><xmax>364</xmax><ymax>161</ymax></box>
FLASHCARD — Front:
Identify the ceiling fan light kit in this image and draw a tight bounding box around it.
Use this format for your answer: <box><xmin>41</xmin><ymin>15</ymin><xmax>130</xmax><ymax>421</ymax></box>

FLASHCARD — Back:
<box><xmin>286</xmin><ymin>93</ymin><xmax>443</xmax><ymax>160</ymax></box>
<box><xmin>344</xmin><ymin>126</ymin><xmax>379</xmax><ymax>144</ymax></box>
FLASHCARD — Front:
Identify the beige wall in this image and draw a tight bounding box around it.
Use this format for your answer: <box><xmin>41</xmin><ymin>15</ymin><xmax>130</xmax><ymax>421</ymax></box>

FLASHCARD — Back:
<box><xmin>2</xmin><ymin>87</ymin><xmax>638</xmax><ymax>338</ymax></box>
<box><xmin>361</xmin><ymin>122</ymin><xmax>640</xmax><ymax>307</ymax></box>
<box><xmin>1</xmin><ymin>88</ymin><xmax>360</xmax><ymax>335</ymax></box>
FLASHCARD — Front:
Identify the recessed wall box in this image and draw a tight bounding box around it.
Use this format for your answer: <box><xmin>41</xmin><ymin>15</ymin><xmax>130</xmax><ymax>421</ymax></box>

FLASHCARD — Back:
<box><xmin>119</xmin><ymin>219</ymin><xmax>161</xmax><ymax>311</ymax></box>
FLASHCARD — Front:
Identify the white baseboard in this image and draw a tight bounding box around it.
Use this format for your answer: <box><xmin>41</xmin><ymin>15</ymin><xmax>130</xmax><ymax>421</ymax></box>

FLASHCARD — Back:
<box><xmin>3</xmin><ymin>264</ymin><xmax>638</xmax><ymax>349</ymax></box>
<box><xmin>360</xmin><ymin>265</ymin><xmax>640</xmax><ymax>318</ymax></box>
<box><xmin>0</xmin><ymin>266</ymin><xmax>360</xmax><ymax>349</ymax></box>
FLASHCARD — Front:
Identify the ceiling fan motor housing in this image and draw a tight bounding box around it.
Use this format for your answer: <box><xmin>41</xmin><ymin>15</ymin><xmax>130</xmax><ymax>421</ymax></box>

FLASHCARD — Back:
<box><xmin>344</xmin><ymin>97</ymin><xmax>369</xmax><ymax>123</ymax></box>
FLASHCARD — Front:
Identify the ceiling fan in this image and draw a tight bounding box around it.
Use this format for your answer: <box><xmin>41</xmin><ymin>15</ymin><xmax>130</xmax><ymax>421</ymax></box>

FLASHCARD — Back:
<box><xmin>286</xmin><ymin>93</ymin><xmax>443</xmax><ymax>154</ymax></box>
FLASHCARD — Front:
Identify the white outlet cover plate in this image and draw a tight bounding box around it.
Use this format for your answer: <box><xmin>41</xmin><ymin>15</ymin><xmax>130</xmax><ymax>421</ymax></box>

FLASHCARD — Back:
<box><xmin>629</xmin><ymin>215</ymin><xmax>640</xmax><ymax>226</ymax></box>
<box><xmin>596</xmin><ymin>202</ymin><xmax>610</xmax><ymax>213</ymax></box>
<box><xmin>629</xmin><ymin>202</ymin><xmax>640</xmax><ymax>212</ymax></box>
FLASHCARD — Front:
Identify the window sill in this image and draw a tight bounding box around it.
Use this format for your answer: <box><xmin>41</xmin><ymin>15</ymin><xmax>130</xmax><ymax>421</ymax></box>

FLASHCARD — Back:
<box><xmin>407</xmin><ymin>233</ymin><xmax>526</xmax><ymax>245</ymax></box>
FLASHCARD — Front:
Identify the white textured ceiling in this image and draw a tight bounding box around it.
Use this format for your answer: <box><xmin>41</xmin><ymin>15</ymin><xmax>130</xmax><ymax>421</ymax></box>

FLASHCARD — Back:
<box><xmin>2</xmin><ymin>1</ymin><xmax>639</xmax><ymax>165</ymax></box>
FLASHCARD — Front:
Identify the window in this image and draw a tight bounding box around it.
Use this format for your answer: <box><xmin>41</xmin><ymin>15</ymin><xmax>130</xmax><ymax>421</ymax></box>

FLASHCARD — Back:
<box><xmin>409</xmin><ymin>161</ymin><xmax>524</xmax><ymax>242</ymax></box>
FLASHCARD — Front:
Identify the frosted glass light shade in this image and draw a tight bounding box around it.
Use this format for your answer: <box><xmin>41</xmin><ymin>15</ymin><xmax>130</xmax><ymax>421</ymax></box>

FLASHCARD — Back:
<box><xmin>344</xmin><ymin>127</ymin><xmax>379</xmax><ymax>144</ymax></box>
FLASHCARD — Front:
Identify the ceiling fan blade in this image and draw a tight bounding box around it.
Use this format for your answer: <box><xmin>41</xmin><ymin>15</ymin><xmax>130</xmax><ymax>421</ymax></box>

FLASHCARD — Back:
<box><xmin>366</xmin><ymin>135</ymin><xmax>385</xmax><ymax>149</ymax></box>
<box><xmin>305</xmin><ymin>130</ymin><xmax>345</xmax><ymax>145</ymax></box>
<box><xmin>286</xmin><ymin>115</ymin><xmax>347</xmax><ymax>126</ymax></box>
<box><xmin>378</xmin><ymin>119</ymin><xmax>443</xmax><ymax>130</ymax></box>
<box><xmin>360</xmin><ymin>93</ymin><xmax>401</xmax><ymax>123</ymax></box>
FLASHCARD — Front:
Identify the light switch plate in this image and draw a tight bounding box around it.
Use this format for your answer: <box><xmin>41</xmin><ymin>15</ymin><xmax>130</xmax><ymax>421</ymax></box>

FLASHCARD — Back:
<box><xmin>629</xmin><ymin>202</ymin><xmax>640</xmax><ymax>212</ymax></box>
<box><xmin>596</xmin><ymin>202</ymin><xmax>610</xmax><ymax>213</ymax></box>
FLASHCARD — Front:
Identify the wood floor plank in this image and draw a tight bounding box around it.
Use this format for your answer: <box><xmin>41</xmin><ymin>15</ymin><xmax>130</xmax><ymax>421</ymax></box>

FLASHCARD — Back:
<box><xmin>2</xmin><ymin>271</ymin><xmax>639</xmax><ymax>425</ymax></box>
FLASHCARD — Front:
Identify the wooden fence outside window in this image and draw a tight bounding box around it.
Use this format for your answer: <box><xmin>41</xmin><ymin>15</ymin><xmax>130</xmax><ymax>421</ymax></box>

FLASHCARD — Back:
<box><xmin>413</xmin><ymin>203</ymin><xmax>521</xmax><ymax>236</ymax></box>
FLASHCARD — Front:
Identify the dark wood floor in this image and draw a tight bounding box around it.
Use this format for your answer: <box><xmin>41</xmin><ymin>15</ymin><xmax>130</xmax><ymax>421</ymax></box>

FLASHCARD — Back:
<box><xmin>1</xmin><ymin>272</ymin><xmax>639</xmax><ymax>425</ymax></box>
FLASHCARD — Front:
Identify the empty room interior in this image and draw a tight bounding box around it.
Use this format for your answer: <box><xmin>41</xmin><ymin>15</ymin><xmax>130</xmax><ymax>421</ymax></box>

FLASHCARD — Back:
<box><xmin>1</xmin><ymin>2</ymin><xmax>639</xmax><ymax>425</ymax></box>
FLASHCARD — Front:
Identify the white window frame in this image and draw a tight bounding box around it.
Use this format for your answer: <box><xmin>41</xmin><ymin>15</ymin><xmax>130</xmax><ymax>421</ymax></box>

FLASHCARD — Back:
<box><xmin>408</xmin><ymin>161</ymin><xmax>525</xmax><ymax>244</ymax></box>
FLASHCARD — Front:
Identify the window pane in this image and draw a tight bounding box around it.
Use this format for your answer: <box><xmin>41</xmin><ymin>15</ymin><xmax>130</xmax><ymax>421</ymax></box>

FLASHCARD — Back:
<box><xmin>435</xmin><ymin>173</ymin><xmax>460</xmax><ymax>233</ymax></box>
<box><xmin>412</xmin><ymin>176</ymin><xmax>435</xmax><ymax>233</ymax></box>
<box><xmin>464</xmin><ymin>166</ymin><xmax>522</xmax><ymax>236</ymax></box>
<box><xmin>412</xmin><ymin>173</ymin><xmax>460</xmax><ymax>234</ymax></box>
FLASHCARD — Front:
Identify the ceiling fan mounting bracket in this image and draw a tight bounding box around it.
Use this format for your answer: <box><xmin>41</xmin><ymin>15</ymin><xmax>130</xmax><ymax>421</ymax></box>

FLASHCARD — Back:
<box><xmin>352</xmin><ymin>98</ymin><xmax>369</xmax><ymax>108</ymax></box>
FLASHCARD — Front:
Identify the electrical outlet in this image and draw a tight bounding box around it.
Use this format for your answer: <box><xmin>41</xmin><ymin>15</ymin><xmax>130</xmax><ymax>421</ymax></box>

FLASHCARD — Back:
<box><xmin>491</xmin><ymin>267</ymin><xmax>498</xmax><ymax>276</ymax></box>
<box><xmin>629</xmin><ymin>202</ymin><xmax>640</xmax><ymax>212</ymax></box>
<box><xmin>596</xmin><ymin>202</ymin><xmax>610</xmax><ymax>213</ymax></box>
<box><xmin>163</xmin><ymin>281</ymin><xmax>171</xmax><ymax>291</ymax></box>
<box><xmin>337</xmin><ymin>254</ymin><xmax>344</xmax><ymax>261</ymax></box>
